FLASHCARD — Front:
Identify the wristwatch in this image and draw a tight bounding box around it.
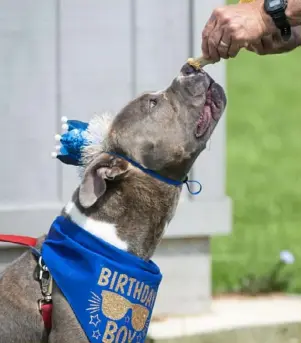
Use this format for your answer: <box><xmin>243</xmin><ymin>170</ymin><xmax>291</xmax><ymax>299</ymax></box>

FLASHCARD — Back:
<box><xmin>264</xmin><ymin>0</ymin><xmax>291</xmax><ymax>40</ymax></box>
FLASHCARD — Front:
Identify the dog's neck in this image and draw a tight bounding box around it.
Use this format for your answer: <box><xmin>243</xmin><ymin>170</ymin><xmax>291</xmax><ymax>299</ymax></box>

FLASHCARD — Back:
<box><xmin>62</xmin><ymin>178</ymin><xmax>180</xmax><ymax>260</ymax></box>
<box><xmin>64</xmin><ymin>201</ymin><xmax>129</xmax><ymax>251</ymax></box>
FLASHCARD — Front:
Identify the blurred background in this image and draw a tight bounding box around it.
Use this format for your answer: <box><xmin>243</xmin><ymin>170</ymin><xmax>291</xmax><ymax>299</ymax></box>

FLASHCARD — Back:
<box><xmin>212</xmin><ymin>0</ymin><xmax>301</xmax><ymax>295</ymax></box>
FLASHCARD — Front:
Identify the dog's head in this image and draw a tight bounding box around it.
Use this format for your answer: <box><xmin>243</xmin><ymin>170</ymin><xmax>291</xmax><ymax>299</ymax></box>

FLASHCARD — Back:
<box><xmin>107</xmin><ymin>63</ymin><xmax>226</xmax><ymax>181</ymax></box>
<box><xmin>75</xmin><ymin>63</ymin><xmax>226</xmax><ymax>258</ymax></box>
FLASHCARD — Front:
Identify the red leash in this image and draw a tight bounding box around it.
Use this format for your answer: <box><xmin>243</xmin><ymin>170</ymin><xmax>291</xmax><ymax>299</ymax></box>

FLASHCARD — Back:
<box><xmin>0</xmin><ymin>234</ymin><xmax>38</xmax><ymax>247</ymax></box>
<box><xmin>0</xmin><ymin>234</ymin><xmax>52</xmax><ymax>331</ymax></box>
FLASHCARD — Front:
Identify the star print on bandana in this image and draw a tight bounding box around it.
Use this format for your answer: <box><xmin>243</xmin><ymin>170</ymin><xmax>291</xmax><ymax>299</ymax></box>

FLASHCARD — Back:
<box><xmin>92</xmin><ymin>330</ymin><xmax>101</xmax><ymax>340</ymax></box>
<box><xmin>89</xmin><ymin>314</ymin><xmax>101</xmax><ymax>327</ymax></box>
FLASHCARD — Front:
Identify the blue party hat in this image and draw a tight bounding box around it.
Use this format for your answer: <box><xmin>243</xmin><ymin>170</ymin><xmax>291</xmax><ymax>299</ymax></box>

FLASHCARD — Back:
<box><xmin>51</xmin><ymin>117</ymin><xmax>90</xmax><ymax>166</ymax></box>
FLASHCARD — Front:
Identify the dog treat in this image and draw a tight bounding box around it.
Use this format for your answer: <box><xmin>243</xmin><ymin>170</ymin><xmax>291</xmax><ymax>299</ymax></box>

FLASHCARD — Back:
<box><xmin>187</xmin><ymin>56</ymin><xmax>212</xmax><ymax>70</ymax></box>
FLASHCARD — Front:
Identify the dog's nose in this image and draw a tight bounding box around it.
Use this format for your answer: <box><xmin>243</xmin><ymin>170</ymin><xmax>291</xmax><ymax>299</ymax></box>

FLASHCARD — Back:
<box><xmin>180</xmin><ymin>63</ymin><xmax>204</xmax><ymax>76</ymax></box>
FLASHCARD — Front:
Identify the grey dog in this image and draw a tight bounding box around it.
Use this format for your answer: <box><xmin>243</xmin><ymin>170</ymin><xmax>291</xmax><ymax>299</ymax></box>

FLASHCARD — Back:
<box><xmin>0</xmin><ymin>62</ymin><xmax>226</xmax><ymax>343</ymax></box>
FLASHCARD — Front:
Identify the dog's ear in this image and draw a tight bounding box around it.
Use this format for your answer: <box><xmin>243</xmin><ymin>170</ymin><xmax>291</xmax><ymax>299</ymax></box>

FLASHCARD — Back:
<box><xmin>79</xmin><ymin>153</ymin><xmax>129</xmax><ymax>208</ymax></box>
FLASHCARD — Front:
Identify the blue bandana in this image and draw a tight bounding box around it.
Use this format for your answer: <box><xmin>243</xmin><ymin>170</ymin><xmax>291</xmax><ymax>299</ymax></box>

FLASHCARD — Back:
<box><xmin>42</xmin><ymin>216</ymin><xmax>162</xmax><ymax>343</ymax></box>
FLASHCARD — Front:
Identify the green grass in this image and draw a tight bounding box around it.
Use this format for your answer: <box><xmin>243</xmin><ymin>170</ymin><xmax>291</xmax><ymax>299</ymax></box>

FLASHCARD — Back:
<box><xmin>212</xmin><ymin>44</ymin><xmax>301</xmax><ymax>293</ymax></box>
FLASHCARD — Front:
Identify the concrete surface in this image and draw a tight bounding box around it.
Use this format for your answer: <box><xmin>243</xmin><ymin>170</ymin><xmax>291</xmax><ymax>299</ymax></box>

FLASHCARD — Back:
<box><xmin>147</xmin><ymin>295</ymin><xmax>301</xmax><ymax>343</ymax></box>
<box><xmin>152</xmin><ymin>237</ymin><xmax>211</xmax><ymax>316</ymax></box>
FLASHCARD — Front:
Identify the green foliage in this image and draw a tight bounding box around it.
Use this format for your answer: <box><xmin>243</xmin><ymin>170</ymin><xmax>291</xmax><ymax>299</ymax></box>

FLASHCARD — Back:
<box><xmin>212</xmin><ymin>46</ymin><xmax>301</xmax><ymax>294</ymax></box>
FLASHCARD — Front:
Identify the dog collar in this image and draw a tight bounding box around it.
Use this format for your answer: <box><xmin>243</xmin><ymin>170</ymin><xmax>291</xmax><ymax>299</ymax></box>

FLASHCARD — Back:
<box><xmin>108</xmin><ymin>152</ymin><xmax>202</xmax><ymax>195</ymax></box>
<box><xmin>52</xmin><ymin>117</ymin><xmax>202</xmax><ymax>195</ymax></box>
<box><xmin>42</xmin><ymin>216</ymin><xmax>162</xmax><ymax>343</ymax></box>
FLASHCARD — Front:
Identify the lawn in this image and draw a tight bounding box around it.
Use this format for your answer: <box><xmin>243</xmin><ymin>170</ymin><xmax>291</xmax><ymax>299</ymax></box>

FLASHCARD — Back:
<box><xmin>212</xmin><ymin>40</ymin><xmax>301</xmax><ymax>293</ymax></box>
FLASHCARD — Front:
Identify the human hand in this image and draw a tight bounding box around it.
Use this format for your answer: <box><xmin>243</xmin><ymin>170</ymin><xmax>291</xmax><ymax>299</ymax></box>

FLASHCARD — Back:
<box><xmin>202</xmin><ymin>2</ymin><xmax>277</xmax><ymax>62</ymax></box>
<box><xmin>246</xmin><ymin>26</ymin><xmax>301</xmax><ymax>55</ymax></box>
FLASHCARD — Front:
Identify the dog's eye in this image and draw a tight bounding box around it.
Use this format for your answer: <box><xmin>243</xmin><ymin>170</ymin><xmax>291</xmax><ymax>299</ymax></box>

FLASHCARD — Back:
<box><xmin>149</xmin><ymin>99</ymin><xmax>157</xmax><ymax>110</ymax></box>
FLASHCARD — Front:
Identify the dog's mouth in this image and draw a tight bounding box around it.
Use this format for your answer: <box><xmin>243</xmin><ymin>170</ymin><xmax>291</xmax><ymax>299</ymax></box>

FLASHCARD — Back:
<box><xmin>175</xmin><ymin>62</ymin><xmax>227</xmax><ymax>139</ymax></box>
<box><xmin>196</xmin><ymin>82</ymin><xmax>225</xmax><ymax>138</ymax></box>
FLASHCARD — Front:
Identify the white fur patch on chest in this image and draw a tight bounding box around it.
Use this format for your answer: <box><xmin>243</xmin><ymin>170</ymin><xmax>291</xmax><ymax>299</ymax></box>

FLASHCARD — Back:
<box><xmin>64</xmin><ymin>202</ymin><xmax>128</xmax><ymax>251</ymax></box>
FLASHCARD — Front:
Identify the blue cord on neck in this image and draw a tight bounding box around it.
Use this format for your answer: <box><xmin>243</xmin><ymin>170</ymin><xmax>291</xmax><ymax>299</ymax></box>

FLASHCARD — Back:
<box><xmin>185</xmin><ymin>179</ymin><xmax>203</xmax><ymax>195</ymax></box>
<box><xmin>109</xmin><ymin>153</ymin><xmax>202</xmax><ymax>196</ymax></box>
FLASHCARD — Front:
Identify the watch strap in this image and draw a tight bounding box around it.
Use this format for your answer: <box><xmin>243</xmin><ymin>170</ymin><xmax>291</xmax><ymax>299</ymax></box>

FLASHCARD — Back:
<box><xmin>272</xmin><ymin>9</ymin><xmax>291</xmax><ymax>40</ymax></box>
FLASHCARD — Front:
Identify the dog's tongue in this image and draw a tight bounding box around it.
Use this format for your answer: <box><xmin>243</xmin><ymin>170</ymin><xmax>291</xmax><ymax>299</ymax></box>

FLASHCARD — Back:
<box><xmin>197</xmin><ymin>105</ymin><xmax>211</xmax><ymax>137</ymax></box>
<box><xmin>196</xmin><ymin>85</ymin><xmax>221</xmax><ymax>137</ymax></box>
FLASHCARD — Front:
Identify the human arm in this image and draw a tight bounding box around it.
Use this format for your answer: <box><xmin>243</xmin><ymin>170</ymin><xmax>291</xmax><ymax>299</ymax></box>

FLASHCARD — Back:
<box><xmin>201</xmin><ymin>0</ymin><xmax>301</xmax><ymax>61</ymax></box>
<box><xmin>247</xmin><ymin>25</ymin><xmax>301</xmax><ymax>55</ymax></box>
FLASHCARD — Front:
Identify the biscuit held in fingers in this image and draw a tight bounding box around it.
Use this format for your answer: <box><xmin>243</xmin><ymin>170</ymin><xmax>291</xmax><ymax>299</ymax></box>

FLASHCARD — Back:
<box><xmin>187</xmin><ymin>56</ymin><xmax>213</xmax><ymax>70</ymax></box>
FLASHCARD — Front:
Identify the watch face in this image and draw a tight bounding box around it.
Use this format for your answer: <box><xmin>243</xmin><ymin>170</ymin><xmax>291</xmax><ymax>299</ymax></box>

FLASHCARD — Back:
<box><xmin>265</xmin><ymin>0</ymin><xmax>286</xmax><ymax>12</ymax></box>
<box><xmin>270</xmin><ymin>0</ymin><xmax>281</xmax><ymax>7</ymax></box>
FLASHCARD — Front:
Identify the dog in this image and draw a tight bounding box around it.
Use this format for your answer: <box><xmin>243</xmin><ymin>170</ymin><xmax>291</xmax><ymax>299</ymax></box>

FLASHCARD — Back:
<box><xmin>0</xmin><ymin>62</ymin><xmax>226</xmax><ymax>343</ymax></box>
